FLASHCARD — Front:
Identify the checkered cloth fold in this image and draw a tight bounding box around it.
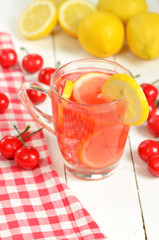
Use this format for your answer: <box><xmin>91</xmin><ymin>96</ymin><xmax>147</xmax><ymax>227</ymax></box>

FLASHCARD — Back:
<box><xmin>0</xmin><ymin>32</ymin><xmax>107</xmax><ymax>240</ymax></box>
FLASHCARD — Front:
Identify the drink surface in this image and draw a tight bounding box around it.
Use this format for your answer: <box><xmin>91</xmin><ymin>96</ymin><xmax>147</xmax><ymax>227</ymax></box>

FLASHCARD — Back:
<box><xmin>52</xmin><ymin>71</ymin><xmax>130</xmax><ymax>171</ymax></box>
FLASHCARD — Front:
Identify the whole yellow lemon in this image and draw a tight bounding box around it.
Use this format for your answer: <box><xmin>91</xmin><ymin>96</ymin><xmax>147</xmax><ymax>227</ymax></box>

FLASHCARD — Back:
<box><xmin>126</xmin><ymin>12</ymin><xmax>159</xmax><ymax>60</ymax></box>
<box><xmin>97</xmin><ymin>0</ymin><xmax>148</xmax><ymax>24</ymax></box>
<box><xmin>77</xmin><ymin>11</ymin><xmax>124</xmax><ymax>57</ymax></box>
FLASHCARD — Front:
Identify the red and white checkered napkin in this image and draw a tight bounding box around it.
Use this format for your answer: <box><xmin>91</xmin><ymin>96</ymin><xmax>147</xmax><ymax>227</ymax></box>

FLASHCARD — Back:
<box><xmin>0</xmin><ymin>32</ymin><xmax>107</xmax><ymax>240</ymax></box>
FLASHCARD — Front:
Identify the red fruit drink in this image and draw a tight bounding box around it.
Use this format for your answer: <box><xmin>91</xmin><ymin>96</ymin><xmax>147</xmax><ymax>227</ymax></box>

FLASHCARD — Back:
<box><xmin>19</xmin><ymin>59</ymin><xmax>132</xmax><ymax>179</ymax></box>
<box><xmin>52</xmin><ymin>67</ymin><xmax>130</xmax><ymax>179</ymax></box>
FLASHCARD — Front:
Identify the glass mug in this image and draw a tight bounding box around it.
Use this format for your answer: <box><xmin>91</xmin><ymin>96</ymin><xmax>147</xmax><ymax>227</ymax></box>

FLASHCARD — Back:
<box><xmin>19</xmin><ymin>59</ymin><xmax>132</xmax><ymax>180</ymax></box>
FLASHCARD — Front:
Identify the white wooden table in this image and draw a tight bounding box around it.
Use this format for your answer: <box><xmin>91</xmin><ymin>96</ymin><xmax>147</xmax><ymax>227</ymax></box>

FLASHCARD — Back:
<box><xmin>1</xmin><ymin>0</ymin><xmax>159</xmax><ymax>239</ymax></box>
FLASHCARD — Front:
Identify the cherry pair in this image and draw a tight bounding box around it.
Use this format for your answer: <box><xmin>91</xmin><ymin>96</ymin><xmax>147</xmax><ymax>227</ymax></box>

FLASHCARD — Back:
<box><xmin>138</xmin><ymin>140</ymin><xmax>159</xmax><ymax>177</ymax></box>
<box><xmin>137</xmin><ymin>82</ymin><xmax>159</xmax><ymax>176</ymax></box>
<box><xmin>0</xmin><ymin>125</ymin><xmax>42</xmax><ymax>170</ymax></box>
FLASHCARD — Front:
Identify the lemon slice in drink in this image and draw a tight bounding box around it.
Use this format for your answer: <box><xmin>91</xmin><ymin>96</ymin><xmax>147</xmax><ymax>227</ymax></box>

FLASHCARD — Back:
<box><xmin>62</xmin><ymin>79</ymin><xmax>74</xmax><ymax>99</ymax></box>
<box><xmin>73</xmin><ymin>72</ymin><xmax>111</xmax><ymax>104</ymax></box>
<box><xmin>102</xmin><ymin>73</ymin><xmax>149</xmax><ymax>125</ymax></box>
<box><xmin>58</xmin><ymin>0</ymin><xmax>96</xmax><ymax>37</ymax></box>
<box><xmin>18</xmin><ymin>0</ymin><xmax>57</xmax><ymax>40</ymax></box>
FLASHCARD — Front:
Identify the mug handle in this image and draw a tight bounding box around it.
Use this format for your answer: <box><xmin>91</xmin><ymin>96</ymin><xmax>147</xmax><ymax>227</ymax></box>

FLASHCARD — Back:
<box><xmin>19</xmin><ymin>81</ymin><xmax>55</xmax><ymax>135</ymax></box>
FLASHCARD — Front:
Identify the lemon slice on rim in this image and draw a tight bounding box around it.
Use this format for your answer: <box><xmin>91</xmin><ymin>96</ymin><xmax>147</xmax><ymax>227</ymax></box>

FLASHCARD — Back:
<box><xmin>18</xmin><ymin>0</ymin><xmax>57</xmax><ymax>40</ymax></box>
<box><xmin>102</xmin><ymin>73</ymin><xmax>149</xmax><ymax>125</ymax></box>
<box><xmin>58</xmin><ymin>0</ymin><xmax>96</xmax><ymax>37</ymax></box>
<box><xmin>62</xmin><ymin>79</ymin><xmax>74</xmax><ymax>99</ymax></box>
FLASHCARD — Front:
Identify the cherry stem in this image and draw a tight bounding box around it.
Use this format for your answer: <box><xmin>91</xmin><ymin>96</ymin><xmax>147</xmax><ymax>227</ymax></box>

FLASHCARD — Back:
<box><xmin>13</xmin><ymin>125</ymin><xmax>25</xmax><ymax>146</ymax></box>
<box><xmin>20</xmin><ymin>47</ymin><xmax>29</xmax><ymax>55</ymax></box>
<box><xmin>56</xmin><ymin>61</ymin><xmax>61</xmax><ymax>69</ymax></box>
<box><xmin>134</xmin><ymin>74</ymin><xmax>140</xmax><ymax>78</ymax></box>
<box><xmin>22</xmin><ymin>127</ymin><xmax>43</xmax><ymax>140</ymax></box>
<box><xmin>151</xmin><ymin>79</ymin><xmax>159</xmax><ymax>85</ymax></box>
<box><xmin>16</xmin><ymin>125</ymin><xmax>31</xmax><ymax>138</ymax></box>
<box><xmin>156</xmin><ymin>101</ymin><xmax>159</xmax><ymax>108</ymax></box>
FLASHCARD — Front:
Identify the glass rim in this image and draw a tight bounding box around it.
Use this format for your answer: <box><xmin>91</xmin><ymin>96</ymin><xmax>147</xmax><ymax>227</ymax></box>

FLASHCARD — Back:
<box><xmin>50</xmin><ymin>58</ymin><xmax>133</xmax><ymax>107</ymax></box>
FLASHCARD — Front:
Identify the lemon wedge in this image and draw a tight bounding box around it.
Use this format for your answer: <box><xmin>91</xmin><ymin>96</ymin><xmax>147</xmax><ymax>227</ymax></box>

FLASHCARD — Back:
<box><xmin>62</xmin><ymin>79</ymin><xmax>74</xmax><ymax>99</ymax></box>
<box><xmin>102</xmin><ymin>73</ymin><xmax>149</xmax><ymax>125</ymax></box>
<box><xmin>58</xmin><ymin>0</ymin><xmax>96</xmax><ymax>37</ymax></box>
<box><xmin>18</xmin><ymin>0</ymin><xmax>57</xmax><ymax>40</ymax></box>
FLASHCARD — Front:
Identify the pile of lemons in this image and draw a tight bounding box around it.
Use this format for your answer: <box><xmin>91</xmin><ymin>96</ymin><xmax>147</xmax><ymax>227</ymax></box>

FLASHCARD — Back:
<box><xmin>18</xmin><ymin>0</ymin><xmax>159</xmax><ymax>60</ymax></box>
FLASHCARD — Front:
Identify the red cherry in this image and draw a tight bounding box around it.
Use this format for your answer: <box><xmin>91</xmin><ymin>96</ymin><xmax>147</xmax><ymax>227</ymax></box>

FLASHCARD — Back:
<box><xmin>22</xmin><ymin>54</ymin><xmax>43</xmax><ymax>73</ymax></box>
<box><xmin>0</xmin><ymin>136</ymin><xmax>22</xmax><ymax>159</ymax></box>
<box><xmin>138</xmin><ymin>139</ymin><xmax>159</xmax><ymax>162</ymax></box>
<box><xmin>148</xmin><ymin>101</ymin><xmax>156</xmax><ymax>119</ymax></box>
<box><xmin>0</xmin><ymin>93</ymin><xmax>9</xmax><ymax>113</ymax></box>
<box><xmin>27</xmin><ymin>89</ymin><xmax>46</xmax><ymax>104</ymax></box>
<box><xmin>147</xmin><ymin>155</ymin><xmax>159</xmax><ymax>176</ymax></box>
<box><xmin>147</xmin><ymin>115</ymin><xmax>159</xmax><ymax>137</ymax></box>
<box><xmin>14</xmin><ymin>146</ymin><xmax>40</xmax><ymax>169</ymax></box>
<box><xmin>140</xmin><ymin>83</ymin><xmax>158</xmax><ymax>102</ymax></box>
<box><xmin>0</xmin><ymin>49</ymin><xmax>17</xmax><ymax>68</ymax></box>
<box><xmin>38</xmin><ymin>67</ymin><xmax>56</xmax><ymax>85</ymax></box>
